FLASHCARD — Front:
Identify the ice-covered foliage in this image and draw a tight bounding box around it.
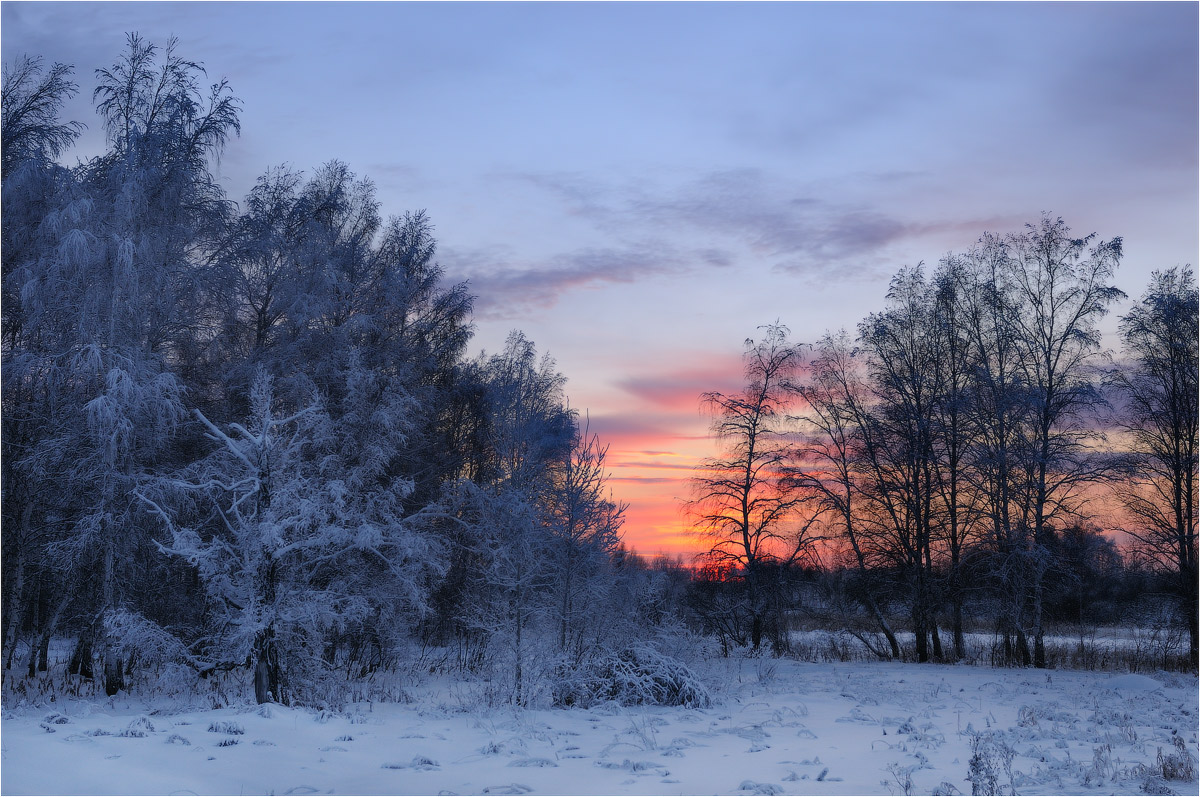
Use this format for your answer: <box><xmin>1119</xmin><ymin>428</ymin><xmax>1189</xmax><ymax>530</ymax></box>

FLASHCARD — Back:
<box><xmin>139</xmin><ymin>369</ymin><xmax>441</xmax><ymax>703</ymax></box>
<box><xmin>553</xmin><ymin>645</ymin><xmax>712</xmax><ymax>708</ymax></box>
<box><xmin>1</xmin><ymin>34</ymin><xmax>238</xmax><ymax>694</ymax></box>
<box><xmin>1</xmin><ymin>38</ymin><xmax>512</xmax><ymax>698</ymax></box>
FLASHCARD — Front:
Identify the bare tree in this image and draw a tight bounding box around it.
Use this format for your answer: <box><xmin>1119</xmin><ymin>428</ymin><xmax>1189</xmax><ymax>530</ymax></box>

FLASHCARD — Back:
<box><xmin>856</xmin><ymin>265</ymin><xmax>950</xmax><ymax>662</ymax></box>
<box><xmin>954</xmin><ymin>232</ymin><xmax>1038</xmax><ymax>664</ymax></box>
<box><xmin>690</xmin><ymin>323</ymin><xmax>819</xmax><ymax>650</ymax></box>
<box><xmin>1115</xmin><ymin>267</ymin><xmax>1198</xmax><ymax>666</ymax></box>
<box><xmin>794</xmin><ymin>330</ymin><xmax>901</xmax><ymax>659</ymax></box>
<box><xmin>1006</xmin><ymin>215</ymin><xmax>1124</xmax><ymax>667</ymax></box>
<box><xmin>929</xmin><ymin>256</ymin><xmax>984</xmax><ymax>660</ymax></box>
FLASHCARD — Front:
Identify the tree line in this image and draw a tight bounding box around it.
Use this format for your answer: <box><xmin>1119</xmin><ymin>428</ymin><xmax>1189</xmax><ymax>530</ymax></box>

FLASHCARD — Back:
<box><xmin>691</xmin><ymin>222</ymin><xmax>1198</xmax><ymax>668</ymax></box>
<box><xmin>1</xmin><ymin>36</ymin><xmax>690</xmax><ymax>707</ymax></box>
<box><xmin>3</xmin><ymin>37</ymin><xmax>1195</xmax><ymax>710</ymax></box>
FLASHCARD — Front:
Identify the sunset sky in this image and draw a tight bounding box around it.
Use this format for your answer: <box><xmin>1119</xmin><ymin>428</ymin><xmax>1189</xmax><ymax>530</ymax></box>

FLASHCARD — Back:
<box><xmin>4</xmin><ymin>2</ymin><xmax>1197</xmax><ymax>558</ymax></box>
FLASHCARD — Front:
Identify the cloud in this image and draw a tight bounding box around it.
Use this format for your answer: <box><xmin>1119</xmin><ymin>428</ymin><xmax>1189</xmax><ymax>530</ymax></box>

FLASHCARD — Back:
<box><xmin>444</xmin><ymin>243</ymin><xmax>686</xmax><ymax>320</ymax></box>
<box><xmin>530</xmin><ymin>168</ymin><xmax>933</xmax><ymax>278</ymax></box>
<box><xmin>584</xmin><ymin>413</ymin><xmax>711</xmax><ymax>449</ymax></box>
<box><xmin>611</xmin><ymin>461</ymin><xmax>695</xmax><ymax>474</ymax></box>
<box><xmin>607</xmin><ymin>475</ymin><xmax>678</xmax><ymax>485</ymax></box>
<box><xmin>616</xmin><ymin>359</ymin><xmax>745</xmax><ymax>413</ymax></box>
<box><xmin>626</xmin><ymin>169</ymin><xmax>936</xmax><ymax>280</ymax></box>
<box><xmin>450</xmin><ymin>168</ymin><xmax>939</xmax><ymax>315</ymax></box>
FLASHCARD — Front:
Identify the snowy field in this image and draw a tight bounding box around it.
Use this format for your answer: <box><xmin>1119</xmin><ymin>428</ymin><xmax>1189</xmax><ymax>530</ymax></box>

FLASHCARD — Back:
<box><xmin>2</xmin><ymin>658</ymin><xmax>1196</xmax><ymax>796</ymax></box>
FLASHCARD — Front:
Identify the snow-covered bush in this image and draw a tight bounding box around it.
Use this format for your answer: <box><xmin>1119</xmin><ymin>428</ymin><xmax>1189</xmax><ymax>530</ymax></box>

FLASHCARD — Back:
<box><xmin>553</xmin><ymin>645</ymin><xmax>711</xmax><ymax>708</ymax></box>
<box><xmin>966</xmin><ymin>731</ymin><xmax>1016</xmax><ymax>796</ymax></box>
<box><xmin>1156</xmin><ymin>736</ymin><xmax>1197</xmax><ymax>782</ymax></box>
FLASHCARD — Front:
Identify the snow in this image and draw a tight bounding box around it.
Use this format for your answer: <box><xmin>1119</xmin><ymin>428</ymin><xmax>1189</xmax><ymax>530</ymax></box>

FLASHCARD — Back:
<box><xmin>3</xmin><ymin>659</ymin><xmax>1196</xmax><ymax>796</ymax></box>
<box><xmin>1108</xmin><ymin>674</ymin><xmax>1164</xmax><ymax>692</ymax></box>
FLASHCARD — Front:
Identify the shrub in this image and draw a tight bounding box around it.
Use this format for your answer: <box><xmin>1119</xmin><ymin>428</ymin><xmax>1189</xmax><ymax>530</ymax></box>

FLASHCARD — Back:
<box><xmin>553</xmin><ymin>646</ymin><xmax>711</xmax><ymax>708</ymax></box>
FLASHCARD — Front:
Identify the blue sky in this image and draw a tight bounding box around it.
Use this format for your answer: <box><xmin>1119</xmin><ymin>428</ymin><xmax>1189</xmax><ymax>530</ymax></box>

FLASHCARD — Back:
<box><xmin>4</xmin><ymin>1</ymin><xmax>1196</xmax><ymax>554</ymax></box>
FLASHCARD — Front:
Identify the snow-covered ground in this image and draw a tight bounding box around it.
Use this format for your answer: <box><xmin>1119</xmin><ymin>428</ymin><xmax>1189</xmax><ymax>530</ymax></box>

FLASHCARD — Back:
<box><xmin>2</xmin><ymin>659</ymin><xmax>1196</xmax><ymax>795</ymax></box>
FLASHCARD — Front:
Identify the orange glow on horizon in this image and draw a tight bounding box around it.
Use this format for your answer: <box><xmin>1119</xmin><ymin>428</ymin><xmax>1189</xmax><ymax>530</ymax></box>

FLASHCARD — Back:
<box><xmin>602</xmin><ymin>421</ymin><xmax>1144</xmax><ymax>562</ymax></box>
<box><xmin>606</xmin><ymin>439</ymin><xmax>709</xmax><ymax>560</ymax></box>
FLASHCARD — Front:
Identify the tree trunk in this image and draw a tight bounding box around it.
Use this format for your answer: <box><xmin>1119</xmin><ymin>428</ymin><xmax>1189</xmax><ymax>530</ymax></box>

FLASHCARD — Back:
<box><xmin>26</xmin><ymin>618</ymin><xmax>39</xmax><ymax>679</ymax></box>
<box><xmin>254</xmin><ymin>649</ymin><xmax>271</xmax><ymax>704</ymax></box>
<box><xmin>253</xmin><ymin>631</ymin><xmax>284</xmax><ymax>704</ymax></box>
<box><xmin>97</xmin><ymin>511</ymin><xmax>125</xmax><ymax>694</ymax></box>
<box><xmin>69</xmin><ymin>632</ymin><xmax>94</xmax><ymax>679</ymax></box>
<box><xmin>952</xmin><ymin>599</ymin><xmax>966</xmax><ymax>661</ymax></box>
<box><xmin>514</xmin><ymin>595</ymin><xmax>524</xmax><ymax>706</ymax></box>
<box><xmin>1185</xmin><ymin>588</ymin><xmax>1198</xmax><ymax>670</ymax></box>
<box><xmin>1015</xmin><ymin>627</ymin><xmax>1032</xmax><ymax>667</ymax></box>
<box><xmin>29</xmin><ymin>585</ymin><xmax>73</xmax><ymax>678</ymax></box>
<box><xmin>37</xmin><ymin>633</ymin><xmax>50</xmax><ymax>672</ymax></box>
<box><xmin>103</xmin><ymin>648</ymin><xmax>123</xmax><ymax>696</ymax></box>
<box><xmin>1031</xmin><ymin>553</ymin><xmax>1047</xmax><ymax>668</ymax></box>
<box><xmin>864</xmin><ymin>594</ymin><xmax>901</xmax><ymax>659</ymax></box>
<box><xmin>750</xmin><ymin>613</ymin><xmax>764</xmax><ymax>651</ymax></box>
<box><xmin>913</xmin><ymin>602</ymin><xmax>929</xmax><ymax>664</ymax></box>
<box><xmin>3</xmin><ymin>539</ymin><xmax>26</xmax><ymax>671</ymax></box>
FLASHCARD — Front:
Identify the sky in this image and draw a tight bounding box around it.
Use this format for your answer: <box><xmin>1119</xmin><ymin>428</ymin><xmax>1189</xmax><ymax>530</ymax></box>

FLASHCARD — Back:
<box><xmin>3</xmin><ymin>1</ymin><xmax>1197</xmax><ymax>558</ymax></box>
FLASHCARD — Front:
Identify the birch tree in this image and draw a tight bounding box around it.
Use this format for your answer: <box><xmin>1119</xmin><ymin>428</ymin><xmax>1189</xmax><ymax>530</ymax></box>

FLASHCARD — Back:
<box><xmin>1006</xmin><ymin>215</ymin><xmax>1123</xmax><ymax>667</ymax></box>
<box><xmin>1115</xmin><ymin>267</ymin><xmax>1198</xmax><ymax>666</ymax></box>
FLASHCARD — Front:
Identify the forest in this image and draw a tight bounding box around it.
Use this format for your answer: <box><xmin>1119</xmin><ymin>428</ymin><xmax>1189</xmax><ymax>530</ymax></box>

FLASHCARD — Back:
<box><xmin>2</xmin><ymin>35</ymin><xmax>1197</xmax><ymax>720</ymax></box>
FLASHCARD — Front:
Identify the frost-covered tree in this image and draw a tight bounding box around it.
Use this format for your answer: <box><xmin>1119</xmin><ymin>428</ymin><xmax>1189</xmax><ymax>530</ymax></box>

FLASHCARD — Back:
<box><xmin>1</xmin><ymin>55</ymin><xmax>83</xmax><ymax>180</ymax></box>
<box><xmin>544</xmin><ymin>420</ymin><xmax>626</xmax><ymax>656</ymax></box>
<box><xmin>952</xmin><ymin>231</ymin><xmax>1039</xmax><ymax>664</ymax></box>
<box><xmin>2</xmin><ymin>35</ymin><xmax>239</xmax><ymax>694</ymax></box>
<box><xmin>3</xmin><ymin>36</ymin><xmax>638</xmax><ymax>701</ymax></box>
<box><xmin>927</xmin><ymin>257</ymin><xmax>981</xmax><ymax>660</ymax></box>
<box><xmin>141</xmin><ymin>369</ymin><xmax>440</xmax><ymax>703</ymax></box>
<box><xmin>452</xmin><ymin>333</ymin><xmax>574</xmax><ymax>702</ymax></box>
<box><xmin>1</xmin><ymin>53</ymin><xmax>85</xmax><ymax>670</ymax></box>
